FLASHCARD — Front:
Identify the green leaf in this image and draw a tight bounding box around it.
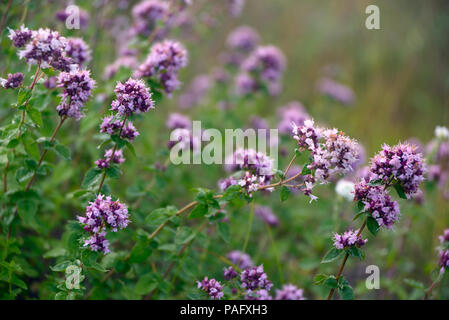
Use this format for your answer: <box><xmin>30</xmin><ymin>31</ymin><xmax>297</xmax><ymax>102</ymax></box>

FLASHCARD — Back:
<box><xmin>125</xmin><ymin>141</ymin><xmax>136</xmax><ymax>157</ymax></box>
<box><xmin>324</xmin><ymin>276</ymin><xmax>338</xmax><ymax>289</ymax></box>
<box><xmin>393</xmin><ymin>184</ymin><xmax>407</xmax><ymax>199</ymax></box>
<box><xmin>367</xmin><ymin>216</ymin><xmax>379</xmax><ymax>236</ymax></box>
<box><xmin>17</xmin><ymin>88</ymin><xmax>32</xmax><ymax>105</ymax></box>
<box><xmin>7</xmin><ymin>139</ymin><xmax>19</xmax><ymax>149</ymax></box>
<box><xmin>313</xmin><ymin>274</ymin><xmax>328</xmax><ymax>285</ymax></box>
<box><xmin>50</xmin><ymin>260</ymin><xmax>72</xmax><ymax>272</ymax></box>
<box><xmin>368</xmin><ymin>179</ymin><xmax>383</xmax><ymax>187</ymax></box>
<box><xmin>175</xmin><ymin>227</ymin><xmax>195</xmax><ymax>245</ymax></box>
<box><xmin>189</xmin><ymin>203</ymin><xmax>208</xmax><ymax>218</ymax></box>
<box><xmin>81</xmin><ymin>167</ymin><xmax>103</xmax><ymax>188</ymax></box>
<box><xmin>338</xmin><ymin>285</ymin><xmax>354</xmax><ymax>300</ymax></box>
<box><xmin>105</xmin><ymin>166</ymin><xmax>120</xmax><ymax>179</ymax></box>
<box><xmin>280</xmin><ymin>186</ymin><xmax>291</xmax><ymax>202</ymax></box>
<box><xmin>128</xmin><ymin>238</ymin><xmax>153</xmax><ymax>263</ymax></box>
<box><xmin>404</xmin><ymin>278</ymin><xmax>425</xmax><ymax>290</ymax></box>
<box><xmin>54</xmin><ymin>144</ymin><xmax>71</xmax><ymax>160</ymax></box>
<box><xmin>27</xmin><ymin>108</ymin><xmax>43</xmax><ymax>127</ymax></box>
<box><xmin>353</xmin><ymin>211</ymin><xmax>366</xmax><ymax>221</ymax></box>
<box><xmin>217</xmin><ymin>222</ymin><xmax>230</xmax><ymax>243</ymax></box>
<box><xmin>135</xmin><ymin>274</ymin><xmax>158</xmax><ymax>296</ymax></box>
<box><xmin>346</xmin><ymin>247</ymin><xmax>365</xmax><ymax>260</ymax></box>
<box><xmin>321</xmin><ymin>247</ymin><xmax>342</xmax><ymax>263</ymax></box>
<box><xmin>145</xmin><ymin>206</ymin><xmax>177</xmax><ymax>227</ymax></box>
<box><xmin>17</xmin><ymin>199</ymin><xmax>38</xmax><ymax>226</ymax></box>
<box><xmin>301</xmin><ymin>163</ymin><xmax>311</xmax><ymax>175</ymax></box>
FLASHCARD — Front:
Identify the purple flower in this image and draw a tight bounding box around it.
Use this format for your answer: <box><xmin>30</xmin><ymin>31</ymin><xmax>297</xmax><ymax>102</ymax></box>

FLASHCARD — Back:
<box><xmin>56</xmin><ymin>69</ymin><xmax>95</xmax><ymax>120</ymax></box>
<box><xmin>44</xmin><ymin>76</ymin><xmax>57</xmax><ymax>89</ymax></box>
<box><xmin>439</xmin><ymin>229</ymin><xmax>449</xmax><ymax>244</ymax></box>
<box><xmin>227</xmin><ymin>26</ymin><xmax>259</xmax><ymax>52</ymax></box>
<box><xmin>333</xmin><ymin>229</ymin><xmax>367</xmax><ymax>250</ymax></box>
<box><xmin>223</xmin><ymin>266</ymin><xmax>238</xmax><ymax>280</ymax></box>
<box><xmin>275</xmin><ymin>284</ymin><xmax>305</xmax><ymax>300</ymax></box>
<box><xmin>18</xmin><ymin>28</ymin><xmax>74</xmax><ymax>71</ymax></box>
<box><xmin>245</xmin><ymin>289</ymin><xmax>272</xmax><ymax>300</ymax></box>
<box><xmin>0</xmin><ymin>72</ymin><xmax>24</xmax><ymax>89</ymax></box>
<box><xmin>121</xmin><ymin>122</ymin><xmax>140</xmax><ymax>141</ymax></box>
<box><xmin>66</xmin><ymin>37</ymin><xmax>91</xmax><ymax>66</ymax></box>
<box><xmin>240</xmin><ymin>265</ymin><xmax>273</xmax><ymax>291</ymax></box>
<box><xmin>277</xmin><ymin>101</ymin><xmax>309</xmax><ymax>135</ymax></box>
<box><xmin>218</xmin><ymin>176</ymin><xmax>238</xmax><ymax>191</ymax></box>
<box><xmin>55</xmin><ymin>8</ymin><xmax>89</xmax><ymax>29</ymax></box>
<box><xmin>8</xmin><ymin>25</ymin><xmax>32</xmax><ymax>47</ymax></box>
<box><xmin>111</xmin><ymin>78</ymin><xmax>154</xmax><ymax>115</ymax></box>
<box><xmin>106</xmin><ymin>149</ymin><xmax>125</xmax><ymax>164</ymax></box>
<box><xmin>178</xmin><ymin>74</ymin><xmax>211</xmax><ymax>109</ymax></box>
<box><xmin>254</xmin><ymin>205</ymin><xmax>279</xmax><ymax>227</ymax></box>
<box><xmin>95</xmin><ymin>158</ymin><xmax>110</xmax><ymax>169</ymax></box>
<box><xmin>225</xmin><ymin>148</ymin><xmax>274</xmax><ymax>177</ymax></box>
<box><xmin>166</xmin><ymin>113</ymin><xmax>191</xmax><ymax>130</ymax></box>
<box><xmin>242</xmin><ymin>45</ymin><xmax>286</xmax><ymax>82</ymax></box>
<box><xmin>131</xmin><ymin>0</ymin><xmax>170</xmax><ymax>37</ymax></box>
<box><xmin>227</xmin><ymin>0</ymin><xmax>245</xmax><ymax>17</ymax></box>
<box><xmin>83</xmin><ymin>231</ymin><xmax>110</xmax><ymax>253</ymax></box>
<box><xmin>438</xmin><ymin>250</ymin><xmax>449</xmax><ymax>274</ymax></box>
<box><xmin>370</xmin><ymin>143</ymin><xmax>426</xmax><ymax>198</ymax></box>
<box><xmin>234</xmin><ymin>72</ymin><xmax>258</xmax><ymax>96</ymax></box>
<box><xmin>167</xmin><ymin>128</ymin><xmax>200</xmax><ymax>151</ymax></box>
<box><xmin>197</xmin><ymin>277</ymin><xmax>224</xmax><ymax>299</ymax></box>
<box><xmin>317</xmin><ymin>77</ymin><xmax>355</xmax><ymax>105</ymax></box>
<box><xmin>354</xmin><ymin>181</ymin><xmax>400</xmax><ymax>229</ymax></box>
<box><xmin>103</xmin><ymin>55</ymin><xmax>138</xmax><ymax>80</ymax></box>
<box><xmin>134</xmin><ymin>40</ymin><xmax>188</xmax><ymax>94</ymax></box>
<box><xmin>226</xmin><ymin>250</ymin><xmax>253</xmax><ymax>269</ymax></box>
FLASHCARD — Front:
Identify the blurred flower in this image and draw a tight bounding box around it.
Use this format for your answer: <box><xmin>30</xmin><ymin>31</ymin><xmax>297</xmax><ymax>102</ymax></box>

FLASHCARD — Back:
<box><xmin>227</xmin><ymin>0</ymin><xmax>245</xmax><ymax>17</ymax></box>
<box><xmin>227</xmin><ymin>26</ymin><xmax>260</xmax><ymax>52</ymax></box>
<box><xmin>333</xmin><ymin>229</ymin><xmax>367</xmax><ymax>249</ymax></box>
<box><xmin>317</xmin><ymin>77</ymin><xmax>355</xmax><ymax>105</ymax></box>
<box><xmin>55</xmin><ymin>7</ymin><xmax>89</xmax><ymax>29</ymax></box>
<box><xmin>277</xmin><ymin>101</ymin><xmax>309</xmax><ymax>135</ymax></box>
<box><xmin>227</xmin><ymin>250</ymin><xmax>253</xmax><ymax>269</ymax></box>
<box><xmin>56</xmin><ymin>69</ymin><xmax>95</xmax><ymax>120</ymax></box>
<box><xmin>275</xmin><ymin>284</ymin><xmax>305</xmax><ymax>300</ymax></box>
<box><xmin>178</xmin><ymin>75</ymin><xmax>211</xmax><ymax>109</ymax></box>
<box><xmin>135</xmin><ymin>40</ymin><xmax>188</xmax><ymax>94</ymax></box>
<box><xmin>435</xmin><ymin>126</ymin><xmax>449</xmax><ymax>140</ymax></box>
<box><xmin>245</xmin><ymin>289</ymin><xmax>272</xmax><ymax>300</ymax></box>
<box><xmin>254</xmin><ymin>205</ymin><xmax>279</xmax><ymax>227</ymax></box>
<box><xmin>44</xmin><ymin>76</ymin><xmax>57</xmax><ymax>89</ymax></box>
<box><xmin>103</xmin><ymin>54</ymin><xmax>138</xmax><ymax>80</ymax></box>
<box><xmin>166</xmin><ymin>113</ymin><xmax>191</xmax><ymax>130</ymax></box>
<box><xmin>335</xmin><ymin>179</ymin><xmax>355</xmax><ymax>202</ymax></box>
<box><xmin>240</xmin><ymin>265</ymin><xmax>273</xmax><ymax>291</ymax></box>
<box><xmin>439</xmin><ymin>229</ymin><xmax>449</xmax><ymax>244</ymax></box>
<box><xmin>131</xmin><ymin>0</ymin><xmax>170</xmax><ymax>37</ymax></box>
<box><xmin>0</xmin><ymin>72</ymin><xmax>24</xmax><ymax>89</ymax></box>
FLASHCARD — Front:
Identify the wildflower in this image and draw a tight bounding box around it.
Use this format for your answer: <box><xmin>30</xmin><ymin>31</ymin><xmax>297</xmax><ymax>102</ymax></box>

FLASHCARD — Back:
<box><xmin>55</xmin><ymin>8</ymin><xmax>89</xmax><ymax>29</ymax></box>
<box><xmin>242</xmin><ymin>45</ymin><xmax>286</xmax><ymax>82</ymax></box>
<box><xmin>354</xmin><ymin>181</ymin><xmax>400</xmax><ymax>229</ymax></box>
<box><xmin>277</xmin><ymin>101</ymin><xmax>309</xmax><ymax>135</ymax></box>
<box><xmin>335</xmin><ymin>179</ymin><xmax>355</xmax><ymax>202</ymax></box>
<box><xmin>8</xmin><ymin>25</ymin><xmax>32</xmax><ymax>47</ymax></box>
<box><xmin>65</xmin><ymin>37</ymin><xmax>91</xmax><ymax>66</ymax></box>
<box><xmin>438</xmin><ymin>250</ymin><xmax>449</xmax><ymax>274</ymax></box>
<box><xmin>435</xmin><ymin>126</ymin><xmax>449</xmax><ymax>140</ymax></box>
<box><xmin>0</xmin><ymin>72</ymin><xmax>24</xmax><ymax>89</ymax></box>
<box><xmin>197</xmin><ymin>277</ymin><xmax>224</xmax><ymax>299</ymax></box>
<box><xmin>103</xmin><ymin>54</ymin><xmax>138</xmax><ymax>80</ymax></box>
<box><xmin>44</xmin><ymin>76</ymin><xmax>57</xmax><ymax>89</ymax></box>
<box><xmin>439</xmin><ymin>229</ymin><xmax>449</xmax><ymax>244</ymax></box>
<box><xmin>83</xmin><ymin>231</ymin><xmax>110</xmax><ymax>253</ymax></box>
<box><xmin>254</xmin><ymin>205</ymin><xmax>279</xmax><ymax>227</ymax></box>
<box><xmin>292</xmin><ymin>119</ymin><xmax>321</xmax><ymax>151</ymax></box>
<box><xmin>317</xmin><ymin>77</ymin><xmax>355</xmax><ymax>105</ymax></box>
<box><xmin>101</xmin><ymin>117</ymin><xmax>140</xmax><ymax>141</ymax></box>
<box><xmin>167</xmin><ymin>128</ymin><xmax>200</xmax><ymax>151</ymax></box>
<box><xmin>224</xmin><ymin>266</ymin><xmax>238</xmax><ymax>280</ymax></box>
<box><xmin>178</xmin><ymin>75</ymin><xmax>211</xmax><ymax>109</ymax></box>
<box><xmin>370</xmin><ymin>143</ymin><xmax>426</xmax><ymax>198</ymax></box>
<box><xmin>227</xmin><ymin>26</ymin><xmax>260</xmax><ymax>52</ymax></box>
<box><xmin>234</xmin><ymin>72</ymin><xmax>257</xmax><ymax>96</ymax></box>
<box><xmin>245</xmin><ymin>289</ymin><xmax>272</xmax><ymax>300</ymax></box>
<box><xmin>121</xmin><ymin>122</ymin><xmax>140</xmax><ymax>141</ymax></box>
<box><xmin>131</xmin><ymin>0</ymin><xmax>170</xmax><ymax>37</ymax></box>
<box><xmin>56</xmin><ymin>69</ymin><xmax>95</xmax><ymax>120</ymax></box>
<box><xmin>225</xmin><ymin>148</ymin><xmax>275</xmax><ymax>177</ymax></box>
<box><xmin>227</xmin><ymin>0</ymin><xmax>245</xmax><ymax>17</ymax></box>
<box><xmin>18</xmin><ymin>28</ymin><xmax>74</xmax><ymax>71</ymax></box>
<box><xmin>275</xmin><ymin>284</ymin><xmax>305</xmax><ymax>300</ymax></box>
<box><xmin>333</xmin><ymin>229</ymin><xmax>367</xmax><ymax>250</ymax></box>
<box><xmin>111</xmin><ymin>78</ymin><xmax>154</xmax><ymax>116</ymax></box>
<box><xmin>166</xmin><ymin>113</ymin><xmax>191</xmax><ymax>130</ymax></box>
<box><xmin>134</xmin><ymin>40</ymin><xmax>188</xmax><ymax>94</ymax></box>
<box><xmin>227</xmin><ymin>251</ymin><xmax>253</xmax><ymax>269</ymax></box>
<box><xmin>218</xmin><ymin>176</ymin><xmax>238</xmax><ymax>191</ymax></box>
<box><xmin>240</xmin><ymin>265</ymin><xmax>273</xmax><ymax>291</ymax></box>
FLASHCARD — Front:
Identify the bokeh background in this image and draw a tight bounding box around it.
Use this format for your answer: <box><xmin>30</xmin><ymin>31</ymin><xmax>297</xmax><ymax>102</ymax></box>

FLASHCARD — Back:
<box><xmin>1</xmin><ymin>0</ymin><xmax>448</xmax><ymax>299</ymax></box>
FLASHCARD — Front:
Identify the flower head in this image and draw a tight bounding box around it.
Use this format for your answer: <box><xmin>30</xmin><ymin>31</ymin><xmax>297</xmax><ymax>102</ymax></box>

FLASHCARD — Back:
<box><xmin>56</xmin><ymin>69</ymin><xmax>95</xmax><ymax>120</ymax></box>
<box><xmin>370</xmin><ymin>143</ymin><xmax>426</xmax><ymax>198</ymax></box>
<box><xmin>317</xmin><ymin>77</ymin><xmax>355</xmax><ymax>105</ymax></box>
<box><xmin>223</xmin><ymin>266</ymin><xmax>238</xmax><ymax>280</ymax></box>
<box><xmin>197</xmin><ymin>277</ymin><xmax>224</xmax><ymax>299</ymax></box>
<box><xmin>111</xmin><ymin>78</ymin><xmax>154</xmax><ymax>115</ymax></box>
<box><xmin>275</xmin><ymin>284</ymin><xmax>305</xmax><ymax>300</ymax></box>
<box><xmin>166</xmin><ymin>113</ymin><xmax>191</xmax><ymax>130</ymax></box>
<box><xmin>226</xmin><ymin>250</ymin><xmax>253</xmax><ymax>269</ymax></box>
<box><xmin>254</xmin><ymin>205</ymin><xmax>279</xmax><ymax>227</ymax></box>
<box><xmin>0</xmin><ymin>72</ymin><xmax>24</xmax><ymax>89</ymax></box>
<box><xmin>227</xmin><ymin>26</ymin><xmax>259</xmax><ymax>52</ymax></box>
<box><xmin>278</xmin><ymin>101</ymin><xmax>309</xmax><ymax>135</ymax></box>
<box><xmin>66</xmin><ymin>37</ymin><xmax>91</xmax><ymax>66</ymax></box>
<box><xmin>8</xmin><ymin>25</ymin><xmax>32</xmax><ymax>47</ymax></box>
<box><xmin>240</xmin><ymin>265</ymin><xmax>273</xmax><ymax>291</ymax></box>
<box><xmin>333</xmin><ymin>229</ymin><xmax>367</xmax><ymax>250</ymax></box>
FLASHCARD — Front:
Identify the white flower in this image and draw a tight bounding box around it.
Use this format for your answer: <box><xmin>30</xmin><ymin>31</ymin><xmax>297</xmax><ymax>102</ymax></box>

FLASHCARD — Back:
<box><xmin>335</xmin><ymin>179</ymin><xmax>355</xmax><ymax>202</ymax></box>
<box><xmin>435</xmin><ymin>126</ymin><xmax>449</xmax><ymax>140</ymax></box>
